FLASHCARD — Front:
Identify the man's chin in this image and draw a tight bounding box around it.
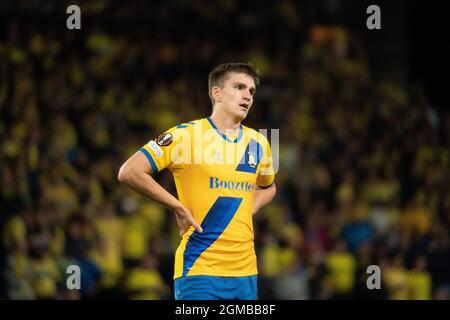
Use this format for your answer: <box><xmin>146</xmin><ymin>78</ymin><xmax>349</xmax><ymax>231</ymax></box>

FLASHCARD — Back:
<box><xmin>236</xmin><ymin>111</ymin><xmax>248</xmax><ymax>121</ymax></box>
<box><xmin>226</xmin><ymin>109</ymin><xmax>248</xmax><ymax>122</ymax></box>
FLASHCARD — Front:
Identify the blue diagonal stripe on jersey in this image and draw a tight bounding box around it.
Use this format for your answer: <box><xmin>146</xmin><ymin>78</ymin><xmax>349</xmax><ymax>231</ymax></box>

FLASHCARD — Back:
<box><xmin>182</xmin><ymin>196</ymin><xmax>243</xmax><ymax>276</ymax></box>
<box><xmin>235</xmin><ymin>138</ymin><xmax>263</xmax><ymax>174</ymax></box>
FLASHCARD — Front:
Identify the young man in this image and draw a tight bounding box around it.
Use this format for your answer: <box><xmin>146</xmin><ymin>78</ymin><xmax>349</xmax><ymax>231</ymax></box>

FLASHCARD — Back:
<box><xmin>118</xmin><ymin>62</ymin><xmax>276</xmax><ymax>300</ymax></box>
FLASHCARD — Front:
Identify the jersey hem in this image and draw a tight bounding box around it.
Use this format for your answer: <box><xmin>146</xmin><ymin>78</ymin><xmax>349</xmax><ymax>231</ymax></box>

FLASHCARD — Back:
<box><xmin>174</xmin><ymin>272</ymin><xmax>258</xmax><ymax>280</ymax></box>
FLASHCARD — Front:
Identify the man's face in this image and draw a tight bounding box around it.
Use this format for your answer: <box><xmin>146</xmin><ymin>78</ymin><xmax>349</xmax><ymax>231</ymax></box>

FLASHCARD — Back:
<box><xmin>213</xmin><ymin>72</ymin><xmax>256</xmax><ymax>120</ymax></box>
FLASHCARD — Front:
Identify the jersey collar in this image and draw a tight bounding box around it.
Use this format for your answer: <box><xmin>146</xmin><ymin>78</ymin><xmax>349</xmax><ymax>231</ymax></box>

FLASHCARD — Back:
<box><xmin>206</xmin><ymin>117</ymin><xmax>243</xmax><ymax>143</ymax></box>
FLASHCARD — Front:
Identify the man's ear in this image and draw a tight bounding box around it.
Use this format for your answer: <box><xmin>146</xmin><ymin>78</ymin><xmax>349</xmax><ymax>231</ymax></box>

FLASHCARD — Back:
<box><xmin>211</xmin><ymin>86</ymin><xmax>221</xmax><ymax>104</ymax></box>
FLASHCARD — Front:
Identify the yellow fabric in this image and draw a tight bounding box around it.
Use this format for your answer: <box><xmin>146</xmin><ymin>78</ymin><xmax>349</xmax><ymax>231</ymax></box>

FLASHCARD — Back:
<box><xmin>408</xmin><ymin>271</ymin><xmax>432</xmax><ymax>300</ymax></box>
<box><xmin>401</xmin><ymin>206</ymin><xmax>433</xmax><ymax>237</ymax></box>
<box><xmin>260</xmin><ymin>244</ymin><xmax>283</xmax><ymax>277</ymax></box>
<box><xmin>48</xmin><ymin>227</ymin><xmax>65</xmax><ymax>256</ymax></box>
<box><xmin>124</xmin><ymin>268</ymin><xmax>166</xmax><ymax>300</ymax></box>
<box><xmin>139</xmin><ymin>201</ymin><xmax>165</xmax><ymax>237</ymax></box>
<box><xmin>122</xmin><ymin>213</ymin><xmax>150</xmax><ymax>260</ymax></box>
<box><xmin>325</xmin><ymin>252</ymin><xmax>357</xmax><ymax>294</ymax></box>
<box><xmin>3</xmin><ymin>215</ymin><xmax>27</xmax><ymax>250</ymax></box>
<box><xmin>93</xmin><ymin>216</ymin><xmax>124</xmax><ymax>287</ymax></box>
<box><xmin>140</xmin><ymin>118</ymin><xmax>275</xmax><ymax>279</ymax></box>
<box><xmin>384</xmin><ymin>267</ymin><xmax>410</xmax><ymax>300</ymax></box>
<box><xmin>29</xmin><ymin>256</ymin><xmax>60</xmax><ymax>299</ymax></box>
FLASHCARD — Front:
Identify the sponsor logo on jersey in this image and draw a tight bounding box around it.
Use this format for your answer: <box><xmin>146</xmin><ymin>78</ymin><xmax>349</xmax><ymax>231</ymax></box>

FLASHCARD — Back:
<box><xmin>209</xmin><ymin>177</ymin><xmax>255</xmax><ymax>192</ymax></box>
<box><xmin>148</xmin><ymin>140</ymin><xmax>163</xmax><ymax>158</ymax></box>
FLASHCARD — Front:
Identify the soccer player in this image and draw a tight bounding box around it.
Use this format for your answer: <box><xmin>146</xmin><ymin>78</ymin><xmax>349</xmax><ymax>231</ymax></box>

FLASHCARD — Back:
<box><xmin>118</xmin><ymin>62</ymin><xmax>276</xmax><ymax>300</ymax></box>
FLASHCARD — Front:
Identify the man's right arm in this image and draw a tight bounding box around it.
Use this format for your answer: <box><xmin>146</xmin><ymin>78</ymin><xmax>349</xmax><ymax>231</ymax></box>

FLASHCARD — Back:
<box><xmin>117</xmin><ymin>151</ymin><xmax>202</xmax><ymax>235</ymax></box>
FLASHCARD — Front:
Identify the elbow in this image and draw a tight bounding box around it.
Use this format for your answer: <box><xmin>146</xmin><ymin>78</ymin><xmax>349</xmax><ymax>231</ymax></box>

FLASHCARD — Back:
<box><xmin>271</xmin><ymin>183</ymin><xmax>277</xmax><ymax>197</ymax></box>
<box><xmin>117</xmin><ymin>164</ymin><xmax>131</xmax><ymax>184</ymax></box>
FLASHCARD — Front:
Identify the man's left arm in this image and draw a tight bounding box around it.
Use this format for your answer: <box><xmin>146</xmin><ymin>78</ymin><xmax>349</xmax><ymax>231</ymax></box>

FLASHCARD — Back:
<box><xmin>252</xmin><ymin>183</ymin><xmax>276</xmax><ymax>215</ymax></box>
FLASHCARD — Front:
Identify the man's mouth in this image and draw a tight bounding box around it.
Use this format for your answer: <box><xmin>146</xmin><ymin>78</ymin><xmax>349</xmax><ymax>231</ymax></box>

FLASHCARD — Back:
<box><xmin>239</xmin><ymin>103</ymin><xmax>249</xmax><ymax>110</ymax></box>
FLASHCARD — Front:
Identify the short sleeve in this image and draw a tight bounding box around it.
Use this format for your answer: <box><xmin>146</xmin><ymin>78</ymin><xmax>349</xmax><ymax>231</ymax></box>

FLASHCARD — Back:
<box><xmin>139</xmin><ymin>126</ymin><xmax>190</xmax><ymax>173</ymax></box>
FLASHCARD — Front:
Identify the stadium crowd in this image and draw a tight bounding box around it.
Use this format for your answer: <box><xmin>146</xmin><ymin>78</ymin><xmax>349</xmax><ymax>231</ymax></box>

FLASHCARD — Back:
<box><xmin>1</xmin><ymin>1</ymin><xmax>449</xmax><ymax>300</ymax></box>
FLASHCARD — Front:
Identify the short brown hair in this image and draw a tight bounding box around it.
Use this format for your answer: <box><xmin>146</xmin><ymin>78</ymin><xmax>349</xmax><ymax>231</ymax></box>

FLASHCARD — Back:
<box><xmin>208</xmin><ymin>62</ymin><xmax>260</xmax><ymax>105</ymax></box>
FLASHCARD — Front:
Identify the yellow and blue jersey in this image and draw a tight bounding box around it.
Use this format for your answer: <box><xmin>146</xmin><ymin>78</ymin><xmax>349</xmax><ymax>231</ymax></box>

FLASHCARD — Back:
<box><xmin>139</xmin><ymin>117</ymin><xmax>275</xmax><ymax>279</ymax></box>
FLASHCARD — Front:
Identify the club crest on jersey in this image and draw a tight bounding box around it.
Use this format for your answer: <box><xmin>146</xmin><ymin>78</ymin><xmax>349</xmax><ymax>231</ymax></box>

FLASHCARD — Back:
<box><xmin>156</xmin><ymin>132</ymin><xmax>173</xmax><ymax>146</ymax></box>
<box><xmin>248</xmin><ymin>151</ymin><xmax>257</xmax><ymax>168</ymax></box>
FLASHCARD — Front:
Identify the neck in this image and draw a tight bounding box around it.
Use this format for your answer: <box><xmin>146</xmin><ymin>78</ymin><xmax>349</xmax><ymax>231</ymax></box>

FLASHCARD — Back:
<box><xmin>210</xmin><ymin>107</ymin><xmax>241</xmax><ymax>132</ymax></box>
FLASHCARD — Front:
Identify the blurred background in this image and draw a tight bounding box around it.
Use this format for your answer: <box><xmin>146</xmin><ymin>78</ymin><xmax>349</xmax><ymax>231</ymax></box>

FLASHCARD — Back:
<box><xmin>0</xmin><ymin>0</ymin><xmax>449</xmax><ymax>300</ymax></box>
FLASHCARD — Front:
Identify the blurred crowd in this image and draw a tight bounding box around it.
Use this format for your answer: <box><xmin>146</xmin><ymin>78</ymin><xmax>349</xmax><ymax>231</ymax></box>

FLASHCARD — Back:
<box><xmin>1</xmin><ymin>1</ymin><xmax>449</xmax><ymax>300</ymax></box>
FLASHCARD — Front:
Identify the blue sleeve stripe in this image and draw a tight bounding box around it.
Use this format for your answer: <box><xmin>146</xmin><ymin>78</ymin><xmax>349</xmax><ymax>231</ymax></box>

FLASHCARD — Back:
<box><xmin>139</xmin><ymin>147</ymin><xmax>158</xmax><ymax>173</ymax></box>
